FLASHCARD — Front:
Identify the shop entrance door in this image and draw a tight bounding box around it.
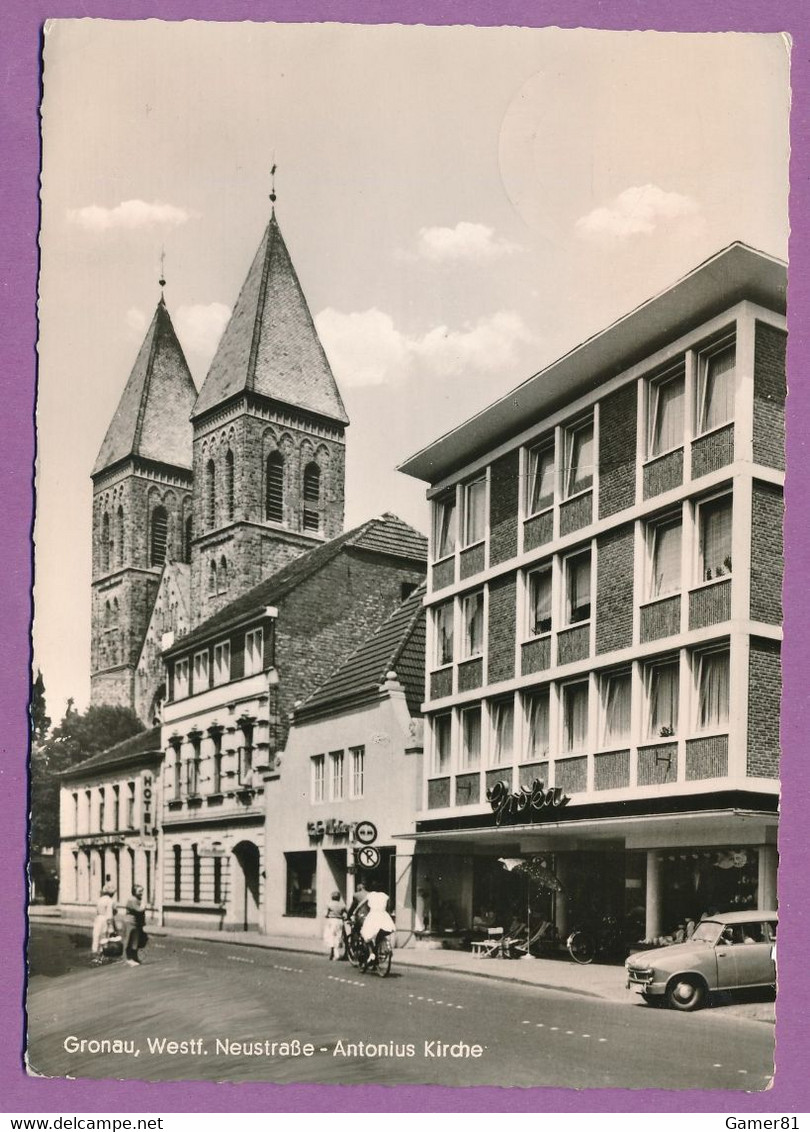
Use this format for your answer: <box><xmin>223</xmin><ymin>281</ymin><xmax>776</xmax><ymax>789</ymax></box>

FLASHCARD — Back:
<box><xmin>232</xmin><ymin>841</ymin><xmax>261</xmax><ymax>931</ymax></box>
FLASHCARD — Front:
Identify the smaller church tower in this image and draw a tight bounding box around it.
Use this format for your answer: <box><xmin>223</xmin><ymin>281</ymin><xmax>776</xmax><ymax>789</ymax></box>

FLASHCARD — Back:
<box><xmin>90</xmin><ymin>294</ymin><xmax>198</xmax><ymax>712</ymax></box>
<box><xmin>189</xmin><ymin>185</ymin><xmax>349</xmax><ymax>622</ymax></box>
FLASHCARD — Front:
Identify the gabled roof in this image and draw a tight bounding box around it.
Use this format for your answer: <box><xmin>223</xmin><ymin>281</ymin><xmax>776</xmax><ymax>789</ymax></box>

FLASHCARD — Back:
<box><xmin>297</xmin><ymin>583</ymin><xmax>426</xmax><ymax>719</ymax></box>
<box><xmin>93</xmin><ymin>301</ymin><xmax>198</xmax><ymax>477</ymax></box>
<box><xmin>193</xmin><ymin>212</ymin><xmax>349</xmax><ymax>425</ymax></box>
<box><xmin>60</xmin><ymin>726</ymin><xmax>162</xmax><ymax>781</ymax></box>
<box><xmin>165</xmin><ymin>513</ymin><xmax>427</xmax><ymax>656</ymax></box>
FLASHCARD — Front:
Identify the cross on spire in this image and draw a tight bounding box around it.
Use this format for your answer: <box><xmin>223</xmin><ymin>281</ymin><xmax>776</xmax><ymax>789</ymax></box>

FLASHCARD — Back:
<box><xmin>158</xmin><ymin>246</ymin><xmax>166</xmax><ymax>298</ymax></box>
<box><xmin>270</xmin><ymin>160</ymin><xmax>277</xmax><ymax>210</ymax></box>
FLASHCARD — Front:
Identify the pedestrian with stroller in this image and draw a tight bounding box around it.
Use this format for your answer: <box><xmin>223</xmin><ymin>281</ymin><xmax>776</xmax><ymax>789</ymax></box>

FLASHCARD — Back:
<box><xmin>90</xmin><ymin>883</ymin><xmax>117</xmax><ymax>966</ymax></box>
<box><xmin>124</xmin><ymin>884</ymin><xmax>146</xmax><ymax>967</ymax></box>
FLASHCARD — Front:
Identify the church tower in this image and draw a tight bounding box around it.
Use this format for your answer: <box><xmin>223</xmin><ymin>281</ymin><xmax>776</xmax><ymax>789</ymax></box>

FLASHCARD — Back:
<box><xmin>90</xmin><ymin>297</ymin><xmax>198</xmax><ymax>710</ymax></box>
<box><xmin>189</xmin><ymin>200</ymin><xmax>349</xmax><ymax>623</ymax></box>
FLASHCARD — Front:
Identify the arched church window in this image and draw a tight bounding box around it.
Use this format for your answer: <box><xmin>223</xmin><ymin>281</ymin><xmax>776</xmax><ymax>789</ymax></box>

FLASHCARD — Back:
<box><xmin>225</xmin><ymin>449</ymin><xmax>235</xmax><ymax>521</ymax></box>
<box><xmin>302</xmin><ymin>462</ymin><xmax>321</xmax><ymax>532</ymax></box>
<box><xmin>206</xmin><ymin>460</ymin><xmax>216</xmax><ymax>528</ymax></box>
<box><xmin>184</xmin><ymin>516</ymin><xmax>192</xmax><ymax>563</ymax></box>
<box><xmin>101</xmin><ymin>513</ymin><xmax>111</xmax><ymax>572</ymax></box>
<box><xmin>104</xmin><ymin>600</ymin><xmax>111</xmax><ymax>630</ymax></box>
<box><xmin>219</xmin><ymin>556</ymin><xmax>229</xmax><ymax>594</ymax></box>
<box><xmin>208</xmin><ymin>560</ymin><xmax>217</xmax><ymax>597</ymax></box>
<box><xmin>150</xmin><ymin>506</ymin><xmax>168</xmax><ymax>567</ymax></box>
<box><xmin>265</xmin><ymin>452</ymin><xmax>284</xmax><ymax>523</ymax></box>
<box><xmin>112</xmin><ymin>598</ymin><xmax>119</xmax><ymax>627</ymax></box>
<box><xmin>116</xmin><ymin>507</ymin><xmax>125</xmax><ymax>569</ymax></box>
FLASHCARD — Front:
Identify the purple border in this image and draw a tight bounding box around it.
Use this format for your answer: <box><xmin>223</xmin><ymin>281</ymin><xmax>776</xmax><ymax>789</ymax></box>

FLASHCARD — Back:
<box><xmin>3</xmin><ymin>0</ymin><xmax>807</xmax><ymax>1113</ymax></box>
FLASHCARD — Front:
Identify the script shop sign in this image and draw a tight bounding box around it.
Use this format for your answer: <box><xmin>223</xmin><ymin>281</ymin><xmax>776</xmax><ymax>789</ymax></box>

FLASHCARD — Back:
<box><xmin>486</xmin><ymin>778</ymin><xmax>570</xmax><ymax>827</ymax></box>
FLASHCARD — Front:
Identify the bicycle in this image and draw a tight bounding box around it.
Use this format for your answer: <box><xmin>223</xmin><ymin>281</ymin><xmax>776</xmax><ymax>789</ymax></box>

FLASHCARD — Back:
<box><xmin>357</xmin><ymin>931</ymin><xmax>393</xmax><ymax>978</ymax></box>
<box><xmin>566</xmin><ymin>915</ymin><xmax>624</xmax><ymax>965</ymax></box>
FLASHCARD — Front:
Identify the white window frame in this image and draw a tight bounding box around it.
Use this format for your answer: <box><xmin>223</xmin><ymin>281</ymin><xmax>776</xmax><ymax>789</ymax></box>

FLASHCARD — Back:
<box><xmin>174</xmin><ymin>657</ymin><xmax>189</xmax><ymax>700</ymax></box>
<box><xmin>244</xmin><ymin>627</ymin><xmax>264</xmax><ymax>676</ymax></box>
<box><xmin>213</xmin><ymin>639</ymin><xmax>231</xmax><ymax>686</ymax></box>
<box><xmin>526</xmin><ymin>440</ymin><xmax>555</xmax><ymax>516</ymax></box>
<box><xmin>524</xmin><ymin>688</ymin><xmax>550</xmax><ymax>762</ymax></box>
<box><xmin>564</xmin><ymin>549</ymin><xmax>592</xmax><ymax>626</ymax></box>
<box><xmin>461</xmin><ymin>476</ymin><xmax>487</xmax><ymax>548</ymax></box>
<box><xmin>193</xmin><ymin>649</ymin><xmax>209</xmax><ymax>692</ymax></box>
<box><xmin>562</xmin><ymin>416</ymin><xmax>594</xmax><ymax>498</ymax></box>
<box><xmin>599</xmin><ymin>669</ymin><xmax>632</xmax><ymax>751</ymax></box>
<box><xmin>694</xmin><ymin>647</ymin><xmax>731</xmax><ymax>734</ymax></box>
<box><xmin>490</xmin><ymin>698</ymin><xmax>514</xmax><ymax>766</ymax></box>
<box><xmin>696</xmin><ymin>493</ymin><xmax>733</xmax><ymax>584</ymax></box>
<box><xmin>432</xmin><ymin>713</ymin><xmax>452</xmax><ymax>776</ymax></box>
<box><xmin>646</xmin><ymin>514</ymin><xmax>683</xmax><ymax>601</ymax></box>
<box><xmin>329</xmin><ymin>750</ymin><xmax>345</xmax><ymax>801</ymax></box>
<box><xmin>350</xmin><ymin>746</ymin><xmax>365</xmax><ymax>799</ymax></box>
<box><xmin>527</xmin><ymin>565</ymin><xmax>553</xmax><ymax>637</ymax></box>
<box><xmin>311</xmin><ymin>754</ymin><xmax>326</xmax><ymax>804</ymax></box>
<box><xmin>460</xmin><ymin>705</ymin><xmax>482</xmax><ymax>770</ymax></box>
<box><xmin>434</xmin><ymin>600</ymin><xmax>455</xmax><ymax>668</ymax></box>
<box><xmin>647</xmin><ymin>363</ymin><xmax>686</xmax><ymax>459</ymax></box>
<box><xmin>433</xmin><ymin>491</ymin><xmax>457</xmax><ymax>561</ymax></box>
<box><xmin>644</xmin><ymin>657</ymin><xmax>680</xmax><ymax>741</ymax></box>
<box><xmin>696</xmin><ymin>335</ymin><xmax>736</xmax><ymax>436</ymax></box>
<box><xmin>460</xmin><ymin>590</ymin><xmax>485</xmax><ymax>659</ymax></box>
<box><xmin>562</xmin><ymin>680</ymin><xmax>589</xmax><ymax>754</ymax></box>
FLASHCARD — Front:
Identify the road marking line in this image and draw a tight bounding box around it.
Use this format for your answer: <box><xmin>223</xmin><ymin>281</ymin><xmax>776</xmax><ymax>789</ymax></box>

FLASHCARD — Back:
<box><xmin>536</xmin><ymin>1024</ymin><xmax>544</xmax><ymax>1028</ymax></box>
<box><xmin>550</xmin><ymin>1027</ymin><xmax>559</xmax><ymax>1031</ymax></box>
<box><xmin>417</xmin><ymin>996</ymin><xmax>424</xmax><ymax>1000</ymax></box>
<box><xmin>713</xmin><ymin>1064</ymin><xmax>722</xmax><ymax>1068</ymax></box>
<box><xmin>456</xmin><ymin>1005</ymin><xmax>463</xmax><ymax>1009</ymax></box>
<box><xmin>566</xmin><ymin>1030</ymin><xmax>574</xmax><ymax>1035</ymax></box>
<box><xmin>227</xmin><ymin>956</ymin><xmax>254</xmax><ymax>963</ymax></box>
<box><xmin>582</xmin><ymin>1035</ymin><xmax>590</xmax><ymax>1039</ymax></box>
<box><xmin>598</xmin><ymin>1038</ymin><xmax>607</xmax><ymax>1043</ymax></box>
<box><xmin>522</xmin><ymin>1021</ymin><xmax>531</xmax><ymax>1025</ymax></box>
<box><xmin>738</xmin><ymin>1070</ymin><xmax>748</xmax><ymax>1075</ymax></box>
<box><xmin>182</xmin><ymin>948</ymin><xmax>205</xmax><ymax>954</ymax></box>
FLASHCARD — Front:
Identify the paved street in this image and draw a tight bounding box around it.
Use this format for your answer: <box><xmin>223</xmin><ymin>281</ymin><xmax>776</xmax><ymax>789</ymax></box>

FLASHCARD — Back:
<box><xmin>27</xmin><ymin>923</ymin><xmax>774</xmax><ymax>1091</ymax></box>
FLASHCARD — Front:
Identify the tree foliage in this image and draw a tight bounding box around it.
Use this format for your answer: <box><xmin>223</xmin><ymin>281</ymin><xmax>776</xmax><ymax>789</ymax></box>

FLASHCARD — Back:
<box><xmin>30</xmin><ymin>702</ymin><xmax>144</xmax><ymax>851</ymax></box>
<box><xmin>30</xmin><ymin>670</ymin><xmax>51</xmax><ymax>745</ymax></box>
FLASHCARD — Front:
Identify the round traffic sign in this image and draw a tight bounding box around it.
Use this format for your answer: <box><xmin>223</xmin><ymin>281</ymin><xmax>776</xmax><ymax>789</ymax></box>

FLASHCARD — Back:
<box><xmin>355</xmin><ymin>820</ymin><xmax>378</xmax><ymax>845</ymax></box>
<box><xmin>357</xmin><ymin>845</ymin><xmax>381</xmax><ymax>869</ymax></box>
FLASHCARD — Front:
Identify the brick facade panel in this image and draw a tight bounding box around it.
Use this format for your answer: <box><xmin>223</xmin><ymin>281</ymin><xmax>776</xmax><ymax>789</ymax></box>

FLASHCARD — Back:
<box><xmin>558</xmin><ymin>625</ymin><xmax>589</xmax><ymax>665</ymax></box>
<box><xmin>691</xmin><ymin>424</ymin><xmax>734</xmax><ymax>479</ymax></box>
<box><xmin>488</xmin><ymin>575</ymin><xmax>517</xmax><ymax>683</ymax></box>
<box><xmin>523</xmin><ymin>510</ymin><xmax>553</xmax><ymax>552</ymax></box>
<box><xmin>643</xmin><ymin>449</ymin><xmax>683</xmax><ymax>499</ymax></box>
<box><xmin>747</xmin><ymin>640</ymin><xmax>781</xmax><ymax>778</ymax></box>
<box><xmin>688</xmin><ymin>580</ymin><xmax>731</xmax><ymax>630</ymax></box>
<box><xmin>430</xmin><ymin>668</ymin><xmax>453</xmax><ymax>700</ymax></box>
<box><xmin>594</xmin><ymin>750</ymin><xmax>630</xmax><ymax>790</ymax></box>
<box><xmin>521</xmin><ymin>637</ymin><xmax>551</xmax><ymax>675</ymax></box>
<box><xmin>640</xmin><ymin>596</ymin><xmax>681</xmax><ymax>642</ymax></box>
<box><xmin>518</xmin><ymin>762</ymin><xmax>548</xmax><ymax>788</ymax></box>
<box><xmin>637</xmin><ymin>744</ymin><xmax>677</xmax><ymax>786</ymax></box>
<box><xmin>559</xmin><ymin>492</ymin><xmax>593</xmax><ymax>536</ymax></box>
<box><xmin>455</xmin><ymin>773</ymin><xmax>480</xmax><ymax>806</ymax></box>
<box><xmin>750</xmin><ymin>482</ymin><xmax>783</xmax><ymax>625</ymax></box>
<box><xmin>458</xmin><ymin>658</ymin><xmax>483</xmax><ymax>692</ymax></box>
<box><xmin>555</xmin><ymin>757</ymin><xmax>587</xmax><ymax>793</ymax></box>
<box><xmin>489</xmin><ymin>451</ymin><xmax>519</xmax><ymax>566</ymax></box>
<box><xmin>753</xmin><ymin>322</ymin><xmax>786</xmax><ymax>471</ymax></box>
<box><xmin>431</xmin><ymin>557</ymin><xmax>455</xmax><ymax>591</ymax></box>
<box><xmin>460</xmin><ymin>543</ymin><xmax>486</xmax><ymax>579</ymax></box>
<box><xmin>596</xmin><ymin>524</ymin><xmax>634</xmax><ymax>653</ymax></box>
<box><xmin>599</xmin><ymin>382</ymin><xmax>637</xmax><ymax>518</ymax></box>
<box><xmin>685</xmin><ymin>735</ymin><xmax>729</xmax><ymax>779</ymax></box>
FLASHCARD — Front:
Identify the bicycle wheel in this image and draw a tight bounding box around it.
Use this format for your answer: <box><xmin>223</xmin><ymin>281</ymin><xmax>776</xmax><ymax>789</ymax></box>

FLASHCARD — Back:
<box><xmin>346</xmin><ymin>932</ymin><xmax>361</xmax><ymax>968</ymax></box>
<box><xmin>567</xmin><ymin>930</ymin><xmax>596</xmax><ymax>964</ymax></box>
<box><xmin>376</xmin><ymin>935</ymin><xmax>393</xmax><ymax>978</ymax></box>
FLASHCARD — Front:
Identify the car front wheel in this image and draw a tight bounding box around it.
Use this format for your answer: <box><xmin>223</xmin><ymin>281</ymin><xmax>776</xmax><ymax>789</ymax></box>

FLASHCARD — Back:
<box><xmin>665</xmin><ymin>976</ymin><xmax>706</xmax><ymax>1011</ymax></box>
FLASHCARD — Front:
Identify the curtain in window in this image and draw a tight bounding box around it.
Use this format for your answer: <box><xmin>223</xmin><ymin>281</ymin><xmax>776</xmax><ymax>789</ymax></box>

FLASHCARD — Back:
<box><xmin>436</xmin><ymin>603</ymin><xmax>454</xmax><ymax>665</ymax></box>
<box><xmin>650</xmin><ymin>373</ymin><xmax>685</xmax><ymax>455</ymax></box>
<box><xmin>567</xmin><ymin>555</ymin><xmax>591</xmax><ymax>623</ymax></box>
<box><xmin>436</xmin><ymin>497</ymin><xmax>457</xmax><ymax>559</ymax></box>
<box><xmin>701</xmin><ymin>498</ymin><xmax>733</xmax><ymax>579</ymax></box>
<box><xmin>462</xmin><ymin>708</ymin><xmax>481</xmax><ymax>769</ymax></box>
<box><xmin>528</xmin><ymin>446</ymin><xmax>555</xmax><ymax>513</ymax></box>
<box><xmin>463</xmin><ymin>593</ymin><xmax>484</xmax><ymax>656</ymax></box>
<box><xmin>464</xmin><ymin>479</ymin><xmax>486</xmax><ymax>545</ymax></box>
<box><xmin>531</xmin><ymin>570</ymin><xmax>552</xmax><ymax>634</ymax></box>
<box><xmin>649</xmin><ymin>663</ymin><xmax>679</xmax><ymax>738</ymax></box>
<box><xmin>526</xmin><ymin>692</ymin><xmax>550</xmax><ymax>759</ymax></box>
<box><xmin>651</xmin><ymin>521</ymin><xmax>682</xmax><ymax>597</ymax></box>
<box><xmin>602</xmin><ymin>673</ymin><xmax>631</xmax><ymax>748</ymax></box>
<box><xmin>701</xmin><ymin>345</ymin><xmax>735</xmax><ymax>431</ymax></box>
<box><xmin>434</xmin><ymin>715</ymin><xmax>452</xmax><ymax>774</ymax></box>
<box><xmin>564</xmin><ymin>683</ymin><xmax>589</xmax><ymax>752</ymax></box>
<box><xmin>698</xmin><ymin>652</ymin><xmax>730</xmax><ymax>730</ymax></box>
<box><xmin>566</xmin><ymin>423</ymin><xmax>594</xmax><ymax>496</ymax></box>
<box><xmin>492</xmin><ymin>700</ymin><xmax>514</xmax><ymax>764</ymax></box>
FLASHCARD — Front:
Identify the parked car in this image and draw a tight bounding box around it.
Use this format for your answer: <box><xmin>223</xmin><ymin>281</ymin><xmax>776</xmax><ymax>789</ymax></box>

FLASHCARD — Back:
<box><xmin>625</xmin><ymin>910</ymin><xmax>777</xmax><ymax>1011</ymax></box>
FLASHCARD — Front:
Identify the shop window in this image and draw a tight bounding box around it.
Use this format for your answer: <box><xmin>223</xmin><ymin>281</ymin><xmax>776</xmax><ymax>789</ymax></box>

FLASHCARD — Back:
<box><xmin>266</xmin><ymin>452</ymin><xmax>284</xmax><ymax>523</ymax></box>
<box><xmin>697</xmin><ymin>338</ymin><xmax>735</xmax><ymax>434</ymax></box>
<box><xmin>648</xmin><ymin>363</ymin><xmax>685</xmax><ymax>457</ymax></box>
<box><xmin>285</xmin><ymin>851</ymin><xmax>317</xmax><ymax>917</ymax></box>
<box><xmin>193</xmin><ymin>649</ymin><xmax>209</xmax><ymax>692</ymax></box>
<box><xmin>647</xmin><ymin>514</ymin><xmax>682</xmax><ymax>599</ymax></box>
<box><xmin>330</xmin><ymin>750</ymin><xmax>345</xmax><ymax>800</ymax></box>
<box><xmin>645</xmin><ymin>659</ymin><xmax>679</xmax><ymax>739</ymax></box>
<box><xmin>460</xmin><ymin>705</ymin><xmax>482</xmax><ymax>770</ymax></box>
<box><xmin>565</xmin><ymin>549</ymin><xmax>592</xmax><ymax>625</ymax></box>
<box><xmin>213</xmin><ymin>640</ymin><xmax>231</xmax><ymax>686</ymax></box>
<box><xmin>695</xmin><ymin>648</ymin><xmax>730</xmax><ymax>732</ymax></box>
<box><xmin>698</xmin><ymin>495</ymin><xmax>733</xmax><ymax>583</ymax></box>
<box><xmin>462</xmin><ymin>476</ymin><xmax>487</xmax><ymax>547</ymax></box>
<box><xmin>432</xmin><ymin>714</ymin><xmax>452</xmax><ymax>775</ymax></box>
<box><xmin>526</xmin><ymin>441</ymin><xmax>555</xmax><ymax>515</ymax></box>
<box><xmin>461</xmin><ymin>591</ymin><xmax>484</xmax><ymax>659</ymax></box>
<box><xmin>244</xmin><ymin>627</ymin><xmax>264</xmax><ymax>676</ymax></box>
<box><xmin>433</xmin><ymin>491</ymin><xmax>457</xmax><ymax>560</ymax></box>
<box><xmin>434</xmin><ymin>601</ymin><xmax>454</xmax><ymax>667</ymax></box>
<box><xmin>563</xmin><ymin>416</ymin><xmax>594</xmax><ymax>498</ymax></box>
<box><xmin>600</xmin><ymin>670</ymin><xmax>631</xmax><ymax>749</ymax></box>
<box><xmin>311</xmin><ymin>754</ymin><xmax>325</xmax><ymax>803</ymax></box>
<box><xmin>350</xmin><ymin>746</ymin><xmax>365</xmax><ymax>799</ymax></box>
<box><xmin>174</xmin><ymin>658</ymin><xmax>189</xmax><ymax>700</ymax></box>
<box><xmin>490</xmin><ymin>699</ymin><xmax>514</xmax><ymax>765</ymax></box>
<box><xmin>524</xmin><ymin>689</ymin><xmax>550</xmax><ymax>761</ymax></box>
<box><xmin>562</xmin><ymin>681</ymin><xmax>589</xmax><ymax>753</ymax></box>
<box><xmin>528</xmin><ymin>566</ymin><xmax>552</xmax><ymax>636</ymax></box>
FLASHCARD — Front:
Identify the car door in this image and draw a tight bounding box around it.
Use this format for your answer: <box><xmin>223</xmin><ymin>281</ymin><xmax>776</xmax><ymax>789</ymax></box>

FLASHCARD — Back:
<box><xmin>725</xmin><ymin>921</ymin><xmax>775</xmax><ymax>989</ymax></box>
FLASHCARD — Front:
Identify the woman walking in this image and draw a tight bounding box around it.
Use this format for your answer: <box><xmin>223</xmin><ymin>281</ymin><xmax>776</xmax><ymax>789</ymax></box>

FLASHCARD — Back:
<box><xmin>323</xmin><ymin>890</ymin><xmax>347</xmax><ymax>961</ymax></box>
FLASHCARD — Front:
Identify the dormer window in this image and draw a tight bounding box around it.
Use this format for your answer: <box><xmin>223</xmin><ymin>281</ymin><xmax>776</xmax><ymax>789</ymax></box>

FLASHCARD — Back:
<box><xmin>213</xmin><ymin>640</ymin><xmax>231</xmax><ymax>686</ymax></box>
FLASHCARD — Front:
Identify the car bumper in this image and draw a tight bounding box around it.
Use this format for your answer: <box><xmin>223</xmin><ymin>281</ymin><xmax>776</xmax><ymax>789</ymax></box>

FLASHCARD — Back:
<box><xmin>626</xmin><ymin>972</ymin><xmax>666</xmax><ymax>997</ymax></box>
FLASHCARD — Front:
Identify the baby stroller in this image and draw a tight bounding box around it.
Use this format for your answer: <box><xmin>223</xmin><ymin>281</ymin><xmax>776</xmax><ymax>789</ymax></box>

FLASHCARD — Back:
<box><xmin>97</xmin><ymin>922</ymin><xmax>124</xmax><ymax>963</ymax></box>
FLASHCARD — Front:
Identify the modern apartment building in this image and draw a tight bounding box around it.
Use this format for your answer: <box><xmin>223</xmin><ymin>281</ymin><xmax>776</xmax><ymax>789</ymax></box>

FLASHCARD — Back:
<box><xmin>399</xmin><ymin>243</ymin><xmax>785</xmax><ymax>945</ymax></box>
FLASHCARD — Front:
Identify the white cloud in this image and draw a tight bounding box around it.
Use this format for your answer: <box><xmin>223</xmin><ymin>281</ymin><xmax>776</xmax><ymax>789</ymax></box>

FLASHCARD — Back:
<box><xmin>575</xmin><ymin>184</ymin><xmax>699</xmax><ymax>240</ymax></box>
<box><xmin>67</xmin><ymin>199</ymin><xmax>198</xmax><ymax>232</ymax></box>
<box><xmin>125</xmin><ymin>307</ymin><xmax>147</xmax><ymax>336</ymax></box>
<box><xmin>411</xmin><ymin>222</ymin><xmax>520</xmax><ymax>263</ymax></box>
<box><xmin>174</xmin><ymin>303</ymin><xmax>231</xmax><ymax>360</ymax></box>
<box><xmin>316</xmin><ymin>307</ymin><xmax>535</xmax><ymax>388</ymax></box>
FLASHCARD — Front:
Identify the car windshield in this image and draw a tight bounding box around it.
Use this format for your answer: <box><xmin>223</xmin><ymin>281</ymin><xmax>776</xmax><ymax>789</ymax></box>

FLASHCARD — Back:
<box><xmin>690</xmin><ymin>920</ymin><xmax>723</xmax><ymax>944</ymax></box>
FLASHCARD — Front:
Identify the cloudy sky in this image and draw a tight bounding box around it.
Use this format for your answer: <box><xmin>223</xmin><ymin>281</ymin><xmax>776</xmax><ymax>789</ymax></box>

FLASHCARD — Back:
<box><xmin>34</xmin><ymin>20</ymin><xmax>790</xmax><ymax>720</ymax></box>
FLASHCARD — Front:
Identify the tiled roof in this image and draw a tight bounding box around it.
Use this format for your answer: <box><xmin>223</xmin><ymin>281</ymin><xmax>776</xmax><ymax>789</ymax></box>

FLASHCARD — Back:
<box><xmin>60</xmin><ymin>726</ymin><xmax>162</xmax><ymax>780</ymax></box>
<box><xmin>93</xmin><ymin>302</ymin><xmax>198</xmax><ymax>476</ymax></box>
<box><xmin>167</xmin><ymin>514</ymin><xmax>427</xmax><ymax>655</ymax></box>
<box><xmin>193</xmin><ymin>213</ymin><xmax>349</xmax><ymax>425</ymax></box>
<box><xmin>298</xmin><ymin>583</ymin><xmax>426</xmax><ymax>718</ymax></box>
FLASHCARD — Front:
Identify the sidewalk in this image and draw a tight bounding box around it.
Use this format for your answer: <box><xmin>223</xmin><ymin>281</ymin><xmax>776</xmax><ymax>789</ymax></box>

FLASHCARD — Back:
<box><xmin>30</xmin><ymin>906</ymin><xmax>775</xmax><ymax>1024</ymax></box>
